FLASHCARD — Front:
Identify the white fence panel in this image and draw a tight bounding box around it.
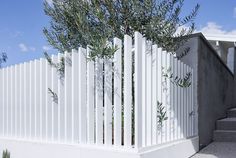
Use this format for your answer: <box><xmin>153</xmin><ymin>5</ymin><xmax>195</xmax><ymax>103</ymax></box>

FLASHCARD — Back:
<box><xmin>0</xmin><ymin>31</ymin><xmax>196</xmax><ymax>151</ymax></box>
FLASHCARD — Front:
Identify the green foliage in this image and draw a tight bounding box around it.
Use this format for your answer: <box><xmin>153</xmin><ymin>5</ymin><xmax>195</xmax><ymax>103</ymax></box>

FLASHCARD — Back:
<box><xmin>0</xmin><ymin>52</ymin><xmax>7</xmax><ymax>68</ymax></box>
<box><xmin>43</xmin><ymin>0</ymin><xmax>198</xmax><ymax>105</ymax></box>
<box><xmin>48</xmin><ymin>88</ymin><xmax>58</xmax><ymax>104</ymax></box>
<box><xmin>43</xmin><ymin>0</ymin><xmax>199</xmax><ymax>57</ymax></box>
<box><xmin>44</xmin><ymin>52</ymin><xmax>65</xmax><ymax>80</ymax></box>
<box><xmin>162</xmin><ymin>67</ymin><xmax>192</xmax><ymax>88</ymax></box>
<box><xmin>2</xmin><ymin>150</ymin><xmax>10</xmax><ymax>158</ymax></box>
<box><xmin>157</xmin><ymin>101</ymin><xmax>168</xmax><ymax>128</ymax></box>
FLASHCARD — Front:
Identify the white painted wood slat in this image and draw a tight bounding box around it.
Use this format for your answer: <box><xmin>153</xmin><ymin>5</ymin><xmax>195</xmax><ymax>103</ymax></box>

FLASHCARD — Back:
<box><xmin>104</xmin><ymin>58</ymin><xmax>112</xmax><ymax>145</ymax></box>
<box><xmin>113</xmin><ymin>38</ymin><xmax>122</xmax><ymax>146</ymax></box>
<box><xmin>134</xmin><ymin>32</ymin><xmax>143</xmax><ymax>148</ymax></box>
<box><xmin>65</xmin><ymin>52</ymin><xmax>72</xmax><ymax>142</ymax></box>
<box><xmin>95</xmin><ymin>57</ymin><xmax>104</xmax><ymax>145</ymax></box>
<box><xmin>124</xmin><ymin>35</ymin><xmax>132</xmax><ymax>147</ymax></box>
<box><xmin>78</xmin><ymin>48</ymin><xmax>87</xmax><ymax>143</ymax></box>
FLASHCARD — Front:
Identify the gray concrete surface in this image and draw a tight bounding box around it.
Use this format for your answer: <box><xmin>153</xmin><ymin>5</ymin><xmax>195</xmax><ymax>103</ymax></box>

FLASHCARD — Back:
<box><xmin>178</xmin><ymin>34</ymin><xmax>235</xmax><ymax>149</ymax></box>
<box><xmin>192</xmin><ymin>142</ymin><xmax>236</xmax><ymax>158</ymax></box>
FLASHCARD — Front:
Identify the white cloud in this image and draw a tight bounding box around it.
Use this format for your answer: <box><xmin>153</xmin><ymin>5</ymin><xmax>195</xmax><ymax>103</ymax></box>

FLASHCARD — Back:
<box><xmin>42</xmin><ymin>45</ymin><xmax>51</xmax><ymax>51</ymax></box>
<box><xmin>19</xmin><ymin>43</ymin><xmax>28</xmax><ymax>52</ymax></box>
<box><xmin>19</xmin><ymin>43</ymin><xmax>36</xmax><ymax>52</ymax></box>
<box><xmin>196</xmin><ymin>22</ymin><xmax>236</xmax><ymax>36</ymax></box>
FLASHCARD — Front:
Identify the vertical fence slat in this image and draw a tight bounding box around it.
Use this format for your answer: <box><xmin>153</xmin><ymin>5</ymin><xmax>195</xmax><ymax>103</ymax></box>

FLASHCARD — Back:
<box><xmin>173</xmin><ymin>58</ymin><xmax>178</xmax><ymax>140</ymax></box>
<box><xmin>188</xmin><ymin>66</ymin><xmax>190</xmax><ymax>138</ymax></box>
<box><xmin>166</xmin><ymin>53</ymin><xmax>171</xmax><ymax>142</ymax></box>
<box><xmin>157</xmin><ymin>47</ymin><xmax>162</xmax><ymax>144</ymax></box>
<box><xmin>23</xmin><ymin>63</ymin><xmax>27</xmax><ymax>138</ymax></box>
<box><xmin>0</xmin><ymin>69</ymin><xmax>5</xmax><ymax>136</ymax></box>
<box><xmin>14</xmin><ymin>65</ymin><xmax>17</xmax><ymax>138</ymax></box>
<box><xmin>58</xmin><ymin>53</ymin><xmax>65</xmax><ymax>142</ymax></box>
<box><xmin>192</xmin><ymin>68</ymin><xmax>195</xmax><ymax>136</ymax></box>
<box><xmin>51</xmin><ymin>55</ymin><xmax>58</xmax><ymax>141</ymax></box>
<box><xmin>20</xmin><ymin>64</ymin><xmax>24</xmax><ymax>138</ymax></box>
<box><xmin>78</xmin><ymin>48</ymin><xmax>87</xmax><ymax>143</ymax></box>
<box><xmin>71</xmin><ymin>50</ymin><xmax>79</xmax><ymax>143</ymax></box>
<box><xmin>30</xmin><ymin>61</ymin><xmax>35</xmax><ymax>139</ymax></box>
<box><xmin>95</xmin><ymin>57</ymin><xmax>103</xmax><ymax>145</ymax></box>
<box><xmin>35</xmin><ymin>60</ymin><xmax>40</xmax><ymax>139</ymax></box>
<box><xmin>40</xmin><ymin>59</ymin><xmax>47</xmax><ymax>140</ymax></box>
<box><xmin>23</xmin><ymin>64</ymin><xmax>26</xmax><ymax>138</ymax></box>
<box><xmin>3</xmin><ymin>67</ymin><xmax>6</xmax><ymax>137</ymax></box>
<box><xmin>134</xmin><ymin>32</ymin><xmax>143</xmax><ymax>148</ymax></box>
<box><xmin>0</xmin><ymin>69</ymin><xmax>3</xmax><ymax>136</ymax></box>
<box><xmin>141</xmin><ymin>37</ymin><xmax>147</xmax><ymax>147</ymax></box>
<box><xmin>86</xmin><ymin>48</ymin><xmax>95</xmax><ymax>144</ymax></box>
<box><xmin>46</xmin><ymin>60</ymin><xmax>52</xmax><ymax>141</ymax></box>
<box><xmin>146</xmin><ymin>41</ymin><xmax>152</xmax><ymax>146</ymax></box>
<box><xmin>184</xmin><ymin>64</ymin><xmax>187</xmax><ymax>138</ymax></box>
<box><xmin>152</xmin><ymin>44</ymin><xmax>157</xmax><ymax>145</ymax></box>
<box><xmin>177</xmin><ymin>61</ymin><xmax>181</xmax><ymax>139</ymax></box>
<box><xmin>25</xmin><ymin>63</ymin><xmax>30</xmax><ymax>138</ymax></box>
<box><xmin>161</xmin><ymin>50</ymin><xmax>166</xmax><ymax>143</ymax></box>
<box><xmin>113</xmin><ymin>38</ymin><xmax>122</xmax><ymax>146</ymax></box>
<box><xmin>124</xmin><ymin>35</ymin><xmax>132</xmax><ymax>147</ymax></box>
<box><xmin>0</xmin><ymin>69</ymin><xmax>2</xmax><ymax>136</ymax></box>
<box><xmin>13</xmin><ymin>66</ymin><xmax>16</xmax><ymax>138</ymax></box>
<box><xmin>16</xmin><ymin>65</ymin><xmax>20</xmax><ymax>138</ymax></box>
<box><xmin>65</xmin><ymin>52</ymin><xmax>72</xmax><ymax>142</ymax></box>
<box><xmin>104</xmin><ymin>58</ymin><xmax>113</xmax><ymax>145</ymax></box>
<box><xmin>170</xmin><ymin>55</ymin><xmax>174</xmax><ymax>141</ymax></box>
<box><xmin>10</xmin><ymin>66</ymin><xmax>13</xmax><ymax>137</ymax></box>
<box><xmin>180</xmin><ymin>62</ymin><xmax>184</xmax><ymax>139</ymax></box>
<box><xmin>6</xmin><ymin>67</ymin><xmax>11</xmax><ymax>137</ymax></box>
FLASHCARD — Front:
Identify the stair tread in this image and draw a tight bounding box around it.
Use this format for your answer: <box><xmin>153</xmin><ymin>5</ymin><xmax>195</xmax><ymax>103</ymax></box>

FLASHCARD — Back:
<box><xmin>217</xmin><ymin>118</ymin><xmax>236</xmax><ymax>122</ymax></box>
<box><xmin>215</xmin><ymin>130</ymin><xmax>236</xmax><ymax>133</ymax></box>
<box><xmin>228</xmin><ymin>108</ymin><xmax>236</xmax><ymax>112</ymax></box>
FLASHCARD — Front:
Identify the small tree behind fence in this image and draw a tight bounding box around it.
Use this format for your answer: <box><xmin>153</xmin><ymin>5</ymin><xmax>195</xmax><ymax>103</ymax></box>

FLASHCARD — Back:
<box><xmin>0</xmin><ymin>32</ymin><xmax>197</xmax><ymax>149</ymax></box>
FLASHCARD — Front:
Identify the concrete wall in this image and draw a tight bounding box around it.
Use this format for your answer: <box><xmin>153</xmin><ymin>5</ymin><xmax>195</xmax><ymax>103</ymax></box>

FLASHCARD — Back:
<box><xmin>178</xmin><ymin>34</ymin><xmax>234</xmax><ymax>149</ymax></box>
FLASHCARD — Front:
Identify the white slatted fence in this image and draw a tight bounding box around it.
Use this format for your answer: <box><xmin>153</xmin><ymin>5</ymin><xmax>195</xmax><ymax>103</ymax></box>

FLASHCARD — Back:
<box><xmin>0</xmin><ymin>32</ymin><xmax>197</xmax><ymax>149</ymax></box>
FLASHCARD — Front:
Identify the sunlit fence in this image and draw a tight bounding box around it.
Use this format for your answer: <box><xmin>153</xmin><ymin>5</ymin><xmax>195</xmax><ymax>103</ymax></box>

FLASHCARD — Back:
<box><xmin>0</xmin><ymin>32</ymin><xmax>197</xmax><ymax>149</ymax></box>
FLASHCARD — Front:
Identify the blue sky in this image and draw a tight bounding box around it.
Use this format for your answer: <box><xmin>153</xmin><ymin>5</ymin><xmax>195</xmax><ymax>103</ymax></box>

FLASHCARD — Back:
<box><xmin>1</xmin><ymin>0</ymin><xmax>236</xmax><ymax>67</ymax></box>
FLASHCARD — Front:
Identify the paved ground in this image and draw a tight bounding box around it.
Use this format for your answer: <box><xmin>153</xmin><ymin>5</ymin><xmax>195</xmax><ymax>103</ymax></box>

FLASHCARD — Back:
<box><xmin>192</xmin><ymin>142</ymin><xmax>236</xmax><ymax>158</ymax></box>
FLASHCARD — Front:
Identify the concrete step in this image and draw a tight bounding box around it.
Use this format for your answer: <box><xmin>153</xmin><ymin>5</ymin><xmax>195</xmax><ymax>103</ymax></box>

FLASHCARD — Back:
<box><xmin>227</xmin><ymin>108</ymin><xmax>236</xmax><ymax>118</ymax></box>
<box><xmin>216</xmin><ymin>118</ymin><xmax>236</xmax><ymax>130</ymax></box>
<box><xmin>214</xmin><ymin>130</ymin><xmax>236</xmax><ymax>142</ymax></box>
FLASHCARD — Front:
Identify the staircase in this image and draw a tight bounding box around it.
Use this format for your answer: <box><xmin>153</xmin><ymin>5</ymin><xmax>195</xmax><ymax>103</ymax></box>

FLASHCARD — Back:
<box><xmin>214</xmin><ymin>108</ymin><xmax>236</xmax><ymax>142</ymax></box>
